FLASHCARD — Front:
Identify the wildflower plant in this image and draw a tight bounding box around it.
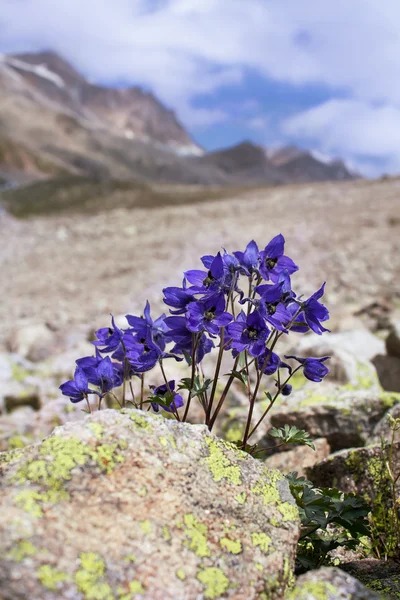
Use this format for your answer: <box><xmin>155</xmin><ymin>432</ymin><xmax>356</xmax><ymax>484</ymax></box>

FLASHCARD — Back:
<box><xmin>60</xmin><ymin>234</ymin><xmax>331</xmax><ymax>450</ymax></box>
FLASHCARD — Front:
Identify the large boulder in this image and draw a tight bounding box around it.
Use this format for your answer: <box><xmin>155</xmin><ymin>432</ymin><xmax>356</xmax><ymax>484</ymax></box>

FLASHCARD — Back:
<box><xmin>264</xmin><ymin>438</ymin><xmax>331</xmax><ymax>476</ymax></box>
<box><xmin>6</xmin><ymin>321</ymin><xmax>58</xmax><ymax>363</ymax></box>
<box><xmin>341</xmin><ymin>560</ymin><xmax>400</xmax><ymax>599</ymax></box>
<box><xmin>0</xmin><ymin>409</ymin><xmax>300</xmax><ymax>600</ymax></box>
<box><xmin>286</xmin><ymin>567</ymin><xmax>381</xmax><ymax>599</ymax></box>
<box><xmin>372</xmin><ymin>354</ymin><xmax>400</xmax><ymax>392</ymax></box>
<box><xmin>307</xmin><ymin>443</ymin><xmax>400</xmax><ymax>505</ymax></box>
<box><xmin>386</xmin><ymin>320</ymin><xmax>400</xmax><ymax>359</ymax></box>
<box><xmin>270</xmin><ymin>388</ymin><xmax>400</xmax><ymax>451</ymax></box>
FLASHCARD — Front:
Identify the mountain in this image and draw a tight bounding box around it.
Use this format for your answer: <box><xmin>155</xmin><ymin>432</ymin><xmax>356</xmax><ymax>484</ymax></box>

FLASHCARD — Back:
<box><xmin>0</xmin><ymin>50</ymin><xmax>356</xmax><ymax>188</ymax></box>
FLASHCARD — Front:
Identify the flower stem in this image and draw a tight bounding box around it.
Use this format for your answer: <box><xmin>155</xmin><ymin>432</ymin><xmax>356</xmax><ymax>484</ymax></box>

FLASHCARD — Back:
<box><xmin>206</xmin><ymin>327</ymin><xmax>225</xmax><ymax>426</ymax></box>
<box><xmin>182</xmin><ymin>333</ymin><xmax>199</xmax><ymax>422</ymax></box>
<box><xmin>208</xmin><ymin>355</ymin><xmax>239</xmax><ymax>431</ymax></box>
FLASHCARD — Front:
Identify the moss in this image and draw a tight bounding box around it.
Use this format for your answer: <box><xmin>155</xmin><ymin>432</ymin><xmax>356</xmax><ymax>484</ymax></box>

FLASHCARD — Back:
<box><xmin>286</xmin><ymin>581</ymin><xmax>338</xmax><ymax>599</ymax></box>
<box><xmin>176</xmin><ymin>569</ymin><xmax>186</xmax><ymax>581</ymax></box>
<box><xmin>38</xmin><ymin>565</ymin><xmax>68</xmax><ymax>590</ymax></box>
<box><xmin>341</xmin><ymin>361</ymin><xmax>378</xmax><ymax>391</ymax></box>
<box><xmin>380</xmin><ymin>391</ymin><xmax>400</xmax><ymax>410</ymax></box>
<box><xmin>7</xmin><ymin>435</ymin><xmax>29</xmax><ymax>450</ymax></box>
<box><xmin>223</xmin><ymin>422</ymin><xmax>243</xmax><ymax>443</ymax></box>
<box><xmin>139</xmin><ymin>520</ymin><xmax>152</xmax><ymax>534</ymax></box>
<box><xmin>234</xmin><ymin>492</ymin><xmax>247</xmax><ymax>504</ymax></box>
<box><xmin>197</xmin><ymin>567</ymin><xmax>229</xmax><ymax>599</ymax></box>
<box><xmin>129</xmin><ymin>413</ymin><xmax>153</xmax><ymax>432</ymax></box>
<box><xmin>74</xmin><ymin>552</ymin><xmax>113</xmax><ymax>600</ymax></box>
<box><xmin>11</xmin><ymin>361</ymin><xmax>33</xmax><ymax>383</ymax></box>
<box><xmin>204</xmin><ymin>437</ymin><xmax>242</xmax><ymax>485</ymax></box>
<box><xmin>251</xmin><ymin>532</ymin><xmax>272</xmax><ymax>554</ymax></box>
<box><xmin>8</xmin><ymin>539</ymin><xmax>37</xmax><ymax>561</ymax></box>
<box><xmin>220</xmin><ymin>537</ymin><xmax>242</xmax><ymax>554</ymax></box>
<box><xmin>183</xmin><ymin>513</ymin><xmax>211</xmax><ymax>557</ymax></box>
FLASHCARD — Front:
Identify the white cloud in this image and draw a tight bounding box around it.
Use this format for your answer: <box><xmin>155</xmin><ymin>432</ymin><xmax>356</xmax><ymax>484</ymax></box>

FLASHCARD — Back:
<box><xmin>2</xmin><ymin>0</ymin><xmax>400</xmax><ymax>172</ymax></box>
<box><xmin>282</xmin><ymin>99</ymin><xmax>400</xmax><ymax>175</ymax></box>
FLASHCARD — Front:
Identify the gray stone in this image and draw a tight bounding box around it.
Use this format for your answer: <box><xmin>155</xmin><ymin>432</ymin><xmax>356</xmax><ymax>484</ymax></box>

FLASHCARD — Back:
<box><xmin>340</xmin><ymin>560</ymin><xmax>400</xmax><ymax>599</ymax></box>
<box><xmin>307</xmin><ymin>442</ymin><xmax>400</xmax><ymax>505</ymax></box>
<box><xmin>286</xmin><ymin>567</ymin><xmax>381</xmax><ymax>599</ymax></box>
<box><xmin>7</xmin><ymin>321</ymin><xmax>57</xmax><ymax>362</ymax></box>
<box><xmin>270</xmin><ymin>388</ymin><xmax>400</xmax><ymax>451</ymax></box>
<box><xmin>386</xmin><ymin>320</ymin><xmax>400</xmax><ymax>359</ymax></box>
<box><xmin>264</xmin><ymin>438</ymin><xmax>331</xmax><ymax>476</ymax></box>
<box><xmin>0</xmin><ymin>409</ymin><xmax>300</xmax><ymax>600</ymax></box>
<box><xmin>371</xmin><ymin>403</ymin><xmax>400</xmax><ymax>445</ymax></box>
<box><xmin>372</xmin><ymin>354</ymin><xmax>400</xmax><ymax>392</ymax></box>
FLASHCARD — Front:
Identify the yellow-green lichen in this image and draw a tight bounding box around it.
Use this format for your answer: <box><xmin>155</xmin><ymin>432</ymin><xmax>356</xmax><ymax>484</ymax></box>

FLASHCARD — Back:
<box><xmin>38</xmin><ymin>565</ymin><xmax>68</xmax><ymax>590</ymax></box>
<box><xmin>176</xmin><ymin>569</ymin><xmax>186</xmax><ymax>580</ymax></box>
<box><xmin>251</xmin><ymin>470</ymin><xmax>282</xmax><ymax>505</ymax></box>
<box><xmin>252</xmin><ymin>532</ymin><xmax>272</xmax><ymax>554</ymax></box>
<box><xmin>197</xmin><ymin>567</ymin><xmax>229</xmax><ymax>599</ymax></box>
<box><xmin>220</xmin><ymin>537</ymin><xmax>242</xmax><ymax>554</ymax></box>
<box><xmin>255</xmin><ymin>563</ymin><xmax>263</xmax><ymax>571</ymax></box>
<box><xmin>12</xmin><ymin>435</ymin><xmax>126</xmax><ymax>516</ymax></box>
<box><xmin>380</xmin><ymin>391</ymin><xmax>400</xmax><ymax>410</ymax></box>
<box><xmin>139</xmin><ymin>520</ymin><xmax>152</xmax><ymax>534</ymax></box>
<box><xmin>74</xmin><ymin>552</ymin><xmax>113</xmax><ymax>600</ymax></box>
<box><xmin>162</xmin><ymin>525</ymin><xmax>172</xmax><ymax>541</ymax></box>
<box><xmin>88</xmin><ymin>423</ymin><xmax>104</xmax><ymax>439</ymax></box>
<box><xmin>129</xmin><ymin>413</ymin><xmax>153</xmax><ymax>432</ymax></box>
<box><xmin>124</xmin><ymin>554</ymin><xmax>137</xmax><ymax>563</ymax></box>
<box><xmin>183</xmin><ymin>513</ymin><xmax>210</xmax><ymax>557</ymax></box>
<box><xmin>159</xmin><ymin>436</ymin><xmax>168</xmax><ymax>447</ymax></box>
<box><xmin>278</xmin><ymin>502</ymin><xmax>299</xmax><ymax>521</ymax></box>
<box><xmin>137</xmin><ymin>486</ymin><xmax>147</xmax><ymax>497</ymax></box>
<box><xmin>286</xmin><ymin>581</ymin><xmax>338</xmax><ymax>599</ymax></box>
<box><xmin>204</xmin><ymin>437</ymin><xmax>242</xmax><ymax>485</ymax></box>
<box><xmin>234</xmin><ymin>492</ymin><xmax>247</xmax><ymax>504</ymax></box>
<box><xmin>8</xmin><ymin>539</ymin><xmax>37</xmax><ymax>561</ymax></box>
<box><xmin>341</xmin><ymin>361</ymin><xmax>378</xmax><ymax>392</ymax></box>
<box><xmin>118</xmin><ymin>580</ymin><xmax>145</xmax><ymax>599</ymax></box>
<box><xmin>7</xmin><ymin>435</ymin><xmax>29</xmax><ymax>450</ymax></box>
<box><xmin>223</xmin><ymin>421</ymin><xmax>243</xmax><ymax>443</ymax></box>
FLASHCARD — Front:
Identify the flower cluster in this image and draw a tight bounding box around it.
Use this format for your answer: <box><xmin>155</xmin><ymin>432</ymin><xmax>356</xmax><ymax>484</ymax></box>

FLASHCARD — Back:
<box><xmin>60</xmin><ymin>234</ymin><xmax>330</xmax><ymax>446</ymax></box>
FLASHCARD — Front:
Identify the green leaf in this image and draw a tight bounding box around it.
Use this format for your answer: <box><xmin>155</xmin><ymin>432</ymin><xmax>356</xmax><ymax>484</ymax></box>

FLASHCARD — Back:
<box><xmin>269</xmin><ymin>425</ymin><xmax>315</xmax><ymax>450</ymax></box>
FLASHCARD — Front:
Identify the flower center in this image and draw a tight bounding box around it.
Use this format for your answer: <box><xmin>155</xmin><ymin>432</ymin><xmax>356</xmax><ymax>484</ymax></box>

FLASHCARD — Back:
<box><xmin>266</xmin><ymin>257</ymin><xmax>278</xmax><ymax>270</ymax></box>
<box><xmin>204</xmin><ymin>308</ymin><xmax>216</xmax><ymax>321</ymax></box>
<box><xmin>247</xmin><ymin>326</ymin><xmax>258</xmax><ymax>339</ymax></box>
<box><xmin>203</xmin><ymin>270</ymin><xmax>215</xmax><ymax>287</ymax></box>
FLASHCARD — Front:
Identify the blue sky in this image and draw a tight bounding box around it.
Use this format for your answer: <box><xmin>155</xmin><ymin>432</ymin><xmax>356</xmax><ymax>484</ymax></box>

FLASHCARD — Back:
<box><xmin>1</xmin><ymin>0</ymin><xmax>400</xmax><ymax>176</ymax></box>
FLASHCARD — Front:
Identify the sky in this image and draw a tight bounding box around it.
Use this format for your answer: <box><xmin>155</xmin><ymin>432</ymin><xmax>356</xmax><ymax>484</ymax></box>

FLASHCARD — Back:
<box><xmin>1</xmin><ymin>0</ymin><xmax>400</xmax><ymax>176</ymax></box>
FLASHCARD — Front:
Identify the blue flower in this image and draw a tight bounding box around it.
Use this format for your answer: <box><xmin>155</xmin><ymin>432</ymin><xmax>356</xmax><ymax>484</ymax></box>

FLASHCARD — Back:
<box><xmin>233</xmin><ymin>240</ymin><xmax>260</xmax><ymax>276</ymax></box>
<box><xmin>163</xmin><ymin>279</ymin><xmax>197</xmax><ymax>315</ymax></box>
<box><xmin>302</xmin><ymin>283</ymin><xmax>330</xmax><ymax>335</ymax></box>
<box><xmin>185</xmin><ymin>252</ymin><xmax>225</xmax><ymax>291</ymax></box>
<box><xmin>150</xmin><ymin>380</ymin><xmax>184</xmax><ymax>413</ymax></box>
<box><xmin>281</xmin><ymin>383</ymin><xmax>292</xmax><ymax>396</ymax></box>
<box><xmin>255</xmin><ymin>281</ymin><xmax>292</xmax><ymax>331</ymax></box>
<box><xmin>92</xmin><ymin>315</ymin><xmax>123</xmax><ymax>353</ymax></box>
<box><xmin>126</xmin><ymin>301</ymin><xmax>168</xmax><ymax>350</ymax></box>
<box><xmin>164</xmin><ymin>316</ymin><xmax>214</xmax><ymax>363</ymax></box>
<box><xmin>259</xmin><ymin>234</ymin><xmax>298</xmax><ymax>282</ymax></box>
<box><xmin>60</xmin><ymin>366</ymin><xmax>97</xmax><ymax>403</ymax></box>
<box><xmin>126</xmin><ymin>340</ymin><xmax>162</xmax><ymax>373</ymax></box>
<box><xmin>186</xmin><ymin>293</ymin><xmax>232</xmax><ymax>335</ymax></box>
<box><xmin>257</xmin><ymin>350</ymin><xmax>281</xmax><ymax>375</ymax></box>
<box><xmin>226</xmin><ymin>311</ymin><xmax>270</xmax><ymax>357</ymax></box>
<box><xmin>285</xmin><ymin>355</ymin><xmax>330</xmax><ymax>382</ymax></box>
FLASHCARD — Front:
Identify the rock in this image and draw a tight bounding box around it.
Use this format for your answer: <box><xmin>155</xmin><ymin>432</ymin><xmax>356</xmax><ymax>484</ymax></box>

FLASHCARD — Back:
<box><xmin>7</xmin><ymin>321</ymin><xmax>57</xmax><ymax>362</ymax></box>
<box><xmin>286</xmin><ymin>335</ymin><xmax>381</xmax><ymax>391</ymax></box>
<box><xmin>0</xmin><ymin>406</ymin><xmax>36</xmax><ymax>451</ymax></box>
<box><xmin>264</xmin><ymin>438</ymin><xmax>331</xmax><ymax>476</ymax></box>
<box><xmin>386</xmin><ymin>321</ymin><xmax>400</xmax><ymax>359</ymax></box>
<box><xmin>371</xmin><ymin>403</ymin><xmax>400</xmax><ymax>444</ymax></box>
<box><xmin>286</xmin><ymin>566</ymin><xmax>381</xmax><ymax>599</ymax></box>
<box><xmin>307</xmin><ymin>442</ymin><xmax>400</xmax><ymax>505</ymax></box>
<box><xmin>3</xmin><ymin>381</ymin><xmax>41</xmax><ymax>412</ymax></box>
<box><xmin>372</xmin><ymin>354</ymin><xmax>400</xmax><ymax>392</ymax></box>
<box><xmin>270</xmin><ymin>388</ymin><xmax>400</xmax><ymax>451</ymax></box>
<box><xmin>340</xmin><ymin>560</ymin><xmax>400</xmax><ymax>599</ymax></box>
<box><xmin>0</xmin><ymin>409</ymin><xmax>300</xmax><ymax>600</ymax></box>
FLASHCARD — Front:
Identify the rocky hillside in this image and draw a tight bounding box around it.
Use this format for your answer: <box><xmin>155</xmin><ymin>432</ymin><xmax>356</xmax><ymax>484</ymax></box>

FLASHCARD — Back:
<box><xmin>0</xmin><ymin>51</ymin><xmax>356</xmax><ymax>188</ymax></box>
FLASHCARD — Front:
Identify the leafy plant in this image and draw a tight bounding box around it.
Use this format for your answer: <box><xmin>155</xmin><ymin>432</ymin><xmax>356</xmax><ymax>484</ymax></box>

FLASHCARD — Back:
<box><xmin>286</xmin><ymin>472</ymin><xmax>370</xmax><ymax>573</ymax></box>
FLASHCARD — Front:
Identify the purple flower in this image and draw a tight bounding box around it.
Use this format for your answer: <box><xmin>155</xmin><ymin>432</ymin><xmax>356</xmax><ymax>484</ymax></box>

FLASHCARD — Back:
<box><xmin>281</xmin><ymin>383</ymin><xmax>292</xmax><ymax>396</ymax></box>
<box><xmin>285</xmin><ymin>355</ymin><xmax>330</xmax><ymax>382</ymax></box>
<box><xmin>93</xmin><ymin>315</ymin><xmax>123</xmax><ymax>353</ymax></box>
<box><xmin>302</xmin><ymin>283</ymin><xmax>330</xmax><ymax>335</ymax></box>
<box><xmin>259</xmin><ymin>234</ymin><xmax>298</xmax><ymax>282</ymax></box>
<box><xmin>150</xmin><ymin>380</ymin><xmax>184</xmax><ymax>413</ymax></box>
<box><xmin>164</xmin><ymin>316</ymin><xmax>214</xmax><ymax>363</ymax></box>
<box><xmin>257</xmin><ymin>350</ymin><xmax>281</xmax><ymax>375</ymax></box>
<box><xmin>163</xmin><ymin>279</ymin><xmax>197</xmax><ymax>315</ymax></box>
<box><xmin>255</xmin><ymin>281</ymin><xmax>292</xmax><ymax>331</ymax></box>
<box><xmin>233</xmin><ymin>240</ymin><xmax>260</xmax><ymax>276</ymax></box>
<box><xmin>226</xmin><ymin>311</ymin><xmax>270</xmax><ymax>357</ymax></box>
<box><xmin>126</xmin><ymin>301</ymin><xmax>168</xmax><ymax>350</ymax></box>
<box><xmin>185</xmin><ymin>252</ymin><xmax>225</xmax><ymax>291</ymax></box>
<box><xmin>186</xmin><ymin>293</ymin><xmax>232</xmax><ymax>335</ymax></box>
<box><xmin>60</xmin><ymin>366</ymin><xmax>97</xmax><ymax>403</ymax></box>
<box><xmin>126</xmin><ymin>340</ymin><xmax>162</xmax><ymax>373</ymax></box>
